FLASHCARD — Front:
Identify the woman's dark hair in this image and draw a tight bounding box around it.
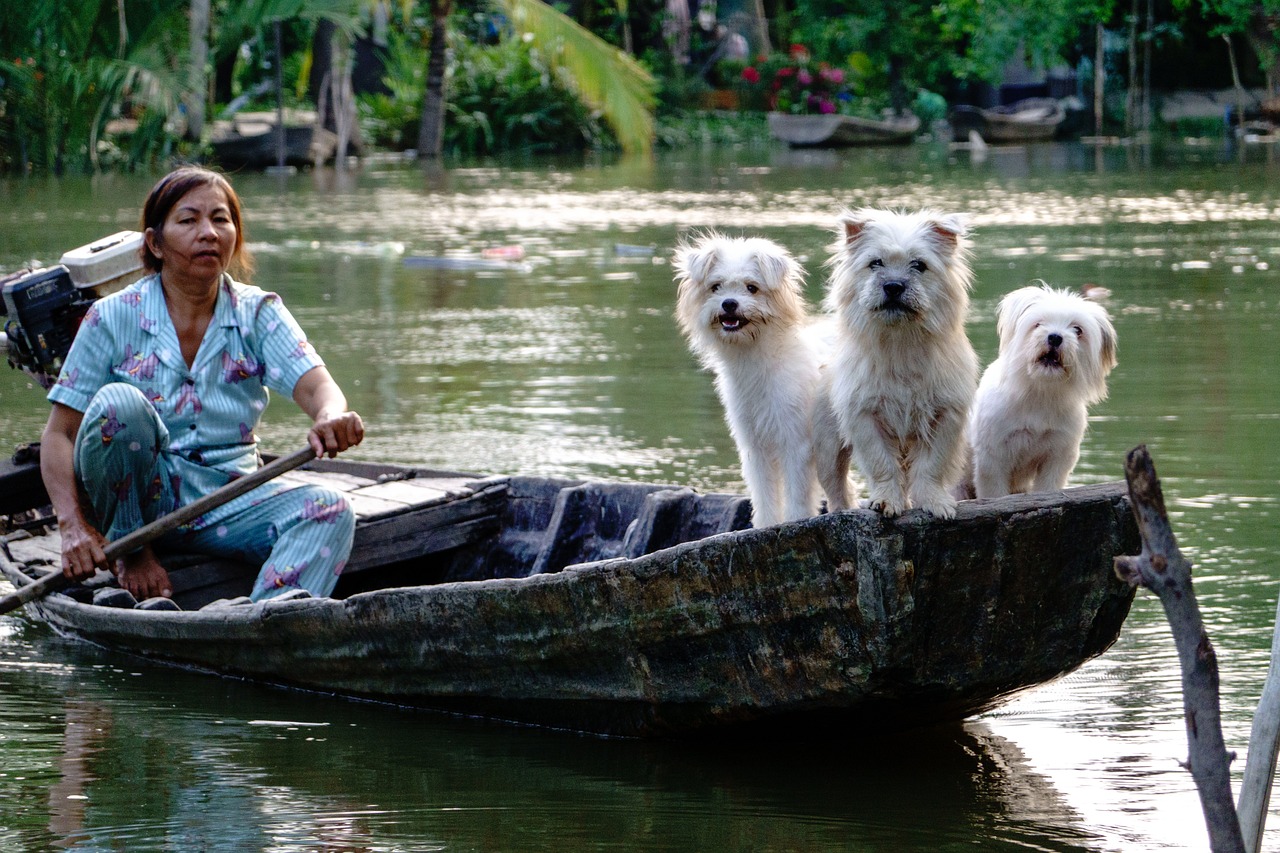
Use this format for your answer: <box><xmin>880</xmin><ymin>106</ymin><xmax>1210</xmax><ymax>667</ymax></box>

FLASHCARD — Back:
<box><xmin>139</xmin><ymin>165</ymin><xmax>254</xmax><ymax>278</ymax></box>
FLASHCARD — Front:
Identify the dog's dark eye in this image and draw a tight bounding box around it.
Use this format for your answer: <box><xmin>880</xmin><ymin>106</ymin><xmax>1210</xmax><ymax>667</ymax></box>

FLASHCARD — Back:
<box><xmin>746</xmin><ymin>284</ymin><xmax>759</xmax><ymax>294</ymax></box>
<box><xmin>1072</xmin><ymin>325</ymin><xmax>1084</xmax><ymax>338</ymax></box>
<box><xmin>868</xmin><ymin>259</ymin><xmax>883</xmax><ymax>269</ymax></box>
<box><xmin>709</xmin><ymin>282</ymin><xmax>721</xmax><ymax>293</ymax></box>
<box><xmin>909</xmin><ymin>259</ymin><xmax>928</xmax><ymax>273</ymax></box>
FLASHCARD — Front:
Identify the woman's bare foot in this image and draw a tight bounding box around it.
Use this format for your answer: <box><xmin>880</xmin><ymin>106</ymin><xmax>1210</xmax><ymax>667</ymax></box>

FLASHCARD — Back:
<box><xmin>115</xmin><ymin>546</ymin><xmax>172</xmax><ymax>600</ymax></box>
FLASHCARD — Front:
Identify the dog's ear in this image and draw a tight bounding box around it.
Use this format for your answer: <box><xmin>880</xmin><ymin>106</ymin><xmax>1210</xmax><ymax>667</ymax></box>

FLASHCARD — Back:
<box><xmin>995</xmin><ymin>286</ymin><xmax>1042</xmax><ymax>351</ymax></box>
<box><xmin>674</xmin><ymin>237</ymin><xmax>720</xmax><ymax>285</ymax></box>
<box><xmin>753</xmin><ymin>243</ymin><xmax>802</xmax><ymax>289</ymax></box>
<box><xmin>1093</xmin><ymin>304</ymin><xmax>1119</xmax><ymax>373</ymax></box>
<box><xmin>839</xmin><ymin>212</ymin><xmax>869</xmax><ymax>247</ymax></box>
<box><xmin>926</xmin><ymin>213</ymin><xmax>968</xmax><ymax>252</ymax></box>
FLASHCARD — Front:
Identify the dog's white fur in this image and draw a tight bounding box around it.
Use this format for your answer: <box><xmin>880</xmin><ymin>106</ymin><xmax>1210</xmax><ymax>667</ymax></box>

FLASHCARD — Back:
<box><xmin>674</xmin><ymin>233</ymin><xmax>825</xmax><ymax>527</ymax></box>
<box><xmin>815</xmin><ymin>208</ymin><xmax>978</xmax><ymax>518</ymax></box>
<box><xmin>967</xmin><ymin>283</ymin><xmax>1118</xmax><ymax>498</ymax></box>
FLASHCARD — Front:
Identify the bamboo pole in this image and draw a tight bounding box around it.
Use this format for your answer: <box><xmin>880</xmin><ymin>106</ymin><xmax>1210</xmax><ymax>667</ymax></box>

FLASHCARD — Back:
<box><xmin>1238</xmin><ymin>599</ymin><xmax>1280</xmax><ymax>853</ymax></box>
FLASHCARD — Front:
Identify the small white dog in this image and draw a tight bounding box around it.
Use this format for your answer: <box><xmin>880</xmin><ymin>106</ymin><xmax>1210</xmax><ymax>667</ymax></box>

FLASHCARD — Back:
<box><xmin>674</xmin><ymin>232</ymin><xmax>825</xmax><ymax>527</ymax></box>
<box><xmin>816</xmin><ymin>208</ymin><xmax>978</xmax><ymax>519</ymax></box>
<box><xmin>967</xmin><ymin>283</ymin><xmax>1118</xmax><ymax>498</ymax></box>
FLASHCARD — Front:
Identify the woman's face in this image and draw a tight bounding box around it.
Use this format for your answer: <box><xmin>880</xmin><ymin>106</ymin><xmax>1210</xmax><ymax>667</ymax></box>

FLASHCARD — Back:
<box><xmin>146</xmin><ymin>182</ymin><xmax>237</xmax><ymax>287</ymax></box>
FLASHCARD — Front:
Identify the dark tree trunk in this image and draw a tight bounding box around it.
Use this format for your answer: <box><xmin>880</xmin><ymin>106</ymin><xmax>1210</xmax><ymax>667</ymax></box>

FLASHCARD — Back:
<box><xmin>416</xmin><ymin>1</ymin><xmax>452</xmax><ymax>159</ymax></box>
<box><xmin>310</xmin><ymin>18</ymin><xmax>338</xmax><ymax>133</ymax></box>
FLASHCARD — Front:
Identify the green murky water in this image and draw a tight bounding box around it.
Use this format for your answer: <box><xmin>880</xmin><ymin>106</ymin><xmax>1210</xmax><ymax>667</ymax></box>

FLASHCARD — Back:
<box><xmin>1</xmin><ymin>137</ymin><xmax>1279</xmax><ymax>850</ymax></box>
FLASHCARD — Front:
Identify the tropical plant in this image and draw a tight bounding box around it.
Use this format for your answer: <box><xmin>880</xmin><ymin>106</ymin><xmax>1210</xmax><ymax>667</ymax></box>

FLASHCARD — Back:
<box><xmin>0</xmin><ymin>0</ymin><xmax>190</xmax><ymax>173</ymax></box>
<box><xmin>417</xmin><ymin>0</ymin><xmax>655</xmax><ymax>158</ymax></box>
<box><xmin>447</xmin><ymin>31</ymin><xmax>610</xmax><ymax>154</ymax></box>
<box><xmin>1176</xmin><ymin>0</ymin><xmax>1280</xmax><ymax>89</ymax></box>
<box><xmin>360</xmin><ymin>10</ymin><xmax>623</xmax><ymax>156</ymax></box>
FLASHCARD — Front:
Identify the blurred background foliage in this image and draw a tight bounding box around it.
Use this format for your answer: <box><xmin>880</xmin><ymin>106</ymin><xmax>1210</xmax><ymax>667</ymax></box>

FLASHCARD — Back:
<box><xmin>0</xmin><ymin>0</ymin><xmax>1277</xmax><ymax>173</ymax></box>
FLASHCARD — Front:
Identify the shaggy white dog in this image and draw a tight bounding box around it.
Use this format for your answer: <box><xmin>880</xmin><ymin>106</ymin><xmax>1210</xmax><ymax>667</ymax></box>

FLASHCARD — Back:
<box><xmin>815</xmin><ymin>208</ymin><xmax>978</xmax><ymax>519</ymax></box>
<box><xmin>674</xmin><ymin>233</ymin><xmax>826</xmax><ymax>527</ymax></box>
<box><xmin>967</xmin><ymin>283</ymin><xmax>1118</xmax><ymax>498</ymax></box>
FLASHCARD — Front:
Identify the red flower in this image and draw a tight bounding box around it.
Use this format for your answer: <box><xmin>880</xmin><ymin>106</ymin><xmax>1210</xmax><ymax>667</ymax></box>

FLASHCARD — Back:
<box><xmin>741</xmin><ymin>66</ymin><xmax>761</xmax><ymax>84</ymax></box>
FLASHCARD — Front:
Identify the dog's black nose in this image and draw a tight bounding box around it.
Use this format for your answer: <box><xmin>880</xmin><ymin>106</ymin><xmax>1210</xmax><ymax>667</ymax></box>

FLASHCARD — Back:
<box><xmin>882</xmin><ymin>281</ymin><xmax>906</xmax><ymax>301</ymax></box>
<box><xmin>721</xmin><ymin>298</ymin><xmax>738</xmax><ymax>313</ymax></box>
<box><xmin>1047</xmin><ymin>333</ymin><xmax>1063</xmax><ymax>348</ymax></box>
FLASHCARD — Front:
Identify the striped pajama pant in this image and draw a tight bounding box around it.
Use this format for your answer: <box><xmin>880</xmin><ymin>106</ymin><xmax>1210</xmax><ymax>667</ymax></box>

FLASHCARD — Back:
<box><xmin>73</xmin><ymin>383</ymin><xmax>354</xmax><ymax>602</ymax></box>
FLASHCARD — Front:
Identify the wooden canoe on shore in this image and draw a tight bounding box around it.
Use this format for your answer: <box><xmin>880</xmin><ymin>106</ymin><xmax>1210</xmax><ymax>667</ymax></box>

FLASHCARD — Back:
<box><xmin>767</xmin><ymin>111</ymin><xmax>921</xmax><ymax>148</ymax></box>
<box><xmin>0</xmin><ymin>452</ymin><xmax>1138</xmax><ymax>738</ymax></box>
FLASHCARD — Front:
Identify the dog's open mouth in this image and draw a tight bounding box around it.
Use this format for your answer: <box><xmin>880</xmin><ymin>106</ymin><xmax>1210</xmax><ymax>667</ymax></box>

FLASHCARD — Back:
<box><xmin>718</xmin><ymin>313</ymin><xmax>748</xmax><ymax>332</ymax></box>
<box><xmin>1037</xmin><ymin>349</ymin><xmax>1064</xmax><ymax>370</ymax></box>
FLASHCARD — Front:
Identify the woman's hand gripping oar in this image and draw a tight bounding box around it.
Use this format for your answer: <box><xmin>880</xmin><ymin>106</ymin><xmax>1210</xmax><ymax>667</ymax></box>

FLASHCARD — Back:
<box><xmin>0</xmin><ymin>446</ymin><xmax>318</xmax><ymax>616</ymax></box>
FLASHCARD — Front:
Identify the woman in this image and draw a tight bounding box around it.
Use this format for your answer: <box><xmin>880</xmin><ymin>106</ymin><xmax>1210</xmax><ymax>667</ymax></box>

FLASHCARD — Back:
<box><xmin>42</xmin><ymin>166</ymin><xmax>365</xmax><ymax>603</ymax></box>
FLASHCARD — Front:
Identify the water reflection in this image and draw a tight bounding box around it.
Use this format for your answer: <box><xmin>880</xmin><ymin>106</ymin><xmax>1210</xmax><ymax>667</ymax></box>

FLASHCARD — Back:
<box><xmin>2</xmin><ymin>631</ymin><xmax>1118</xmax><ymax>852</ymax></box>
<box><xmin>2</xmin><ymin>142</ymin><xmax>1280</xmax><ymax>850</ymax></box>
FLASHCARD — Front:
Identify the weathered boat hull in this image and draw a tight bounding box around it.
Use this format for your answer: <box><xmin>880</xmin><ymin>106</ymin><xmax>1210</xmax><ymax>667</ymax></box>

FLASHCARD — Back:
<box><xmin>209</xmin><ymin>125</ymin><xmax>337</xmax><ymax>170</ymax></box>
<box><xmin>768</xmin><ymin>112</ymin><xmax>920</xmax><ymax>148</ymax></box>
<box><xmin>949</xmin><ymin>98</ymin><xmax>1066</xmax><ymax>143</ymax></box>
<box><xmin>1</xmin><ymin>480</ymin><xmax>1137</xmax><ymax>738</ymax></box>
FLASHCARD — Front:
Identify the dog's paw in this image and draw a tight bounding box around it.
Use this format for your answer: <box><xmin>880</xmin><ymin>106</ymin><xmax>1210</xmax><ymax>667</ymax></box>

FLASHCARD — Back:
<box><xmin>911</xmin><ymin>483</ymin><xmax>959</xmax><ymax>519</ymax></box>
<box><xmin>917</xmin><ymin>495</ymin><xmax>958</xmax><ymax>519</ymax></box>
<box><xmin>868</xmin><ymin>497</ymin><xmax>905</xmax><ymax>517</ymax></box>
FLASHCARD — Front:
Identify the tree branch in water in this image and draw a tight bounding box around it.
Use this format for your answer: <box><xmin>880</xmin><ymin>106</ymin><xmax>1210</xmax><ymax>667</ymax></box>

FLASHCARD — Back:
<box><xmin>1113</xmin><ymin>444</ymin><xmax>1245</xmax><ymax>853</ymax></box>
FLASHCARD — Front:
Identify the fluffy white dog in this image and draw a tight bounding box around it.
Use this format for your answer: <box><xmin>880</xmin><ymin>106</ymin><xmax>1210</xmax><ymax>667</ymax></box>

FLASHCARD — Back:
<box><xmin>967</xmin><ymin>283</ymin><xmax>1118</xmax><ymax>498</ymax></box>
<box><xmin>674</xmin><ymin>232</ymin><xmax>826</xmax><ymax>527</ymax></box>
<box><xmin>816</xmin><ymin>208</ymin><xmax>978</xmax><ymax>519</ymax></box>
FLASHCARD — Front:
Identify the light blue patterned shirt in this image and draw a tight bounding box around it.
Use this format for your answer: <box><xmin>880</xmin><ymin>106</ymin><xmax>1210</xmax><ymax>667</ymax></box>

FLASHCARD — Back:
<box><xmin>49</xmin><ymin>273</ymin><xmax>324</xmax><ymax>499</ymax></box>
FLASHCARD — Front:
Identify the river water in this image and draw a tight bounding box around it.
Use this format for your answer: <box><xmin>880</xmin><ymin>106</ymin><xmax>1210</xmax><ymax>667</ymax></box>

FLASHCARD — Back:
<box><xmin>1</xmin><ymin>138</ymin><xmax>1279</xmax><ymax>851</ymax></box>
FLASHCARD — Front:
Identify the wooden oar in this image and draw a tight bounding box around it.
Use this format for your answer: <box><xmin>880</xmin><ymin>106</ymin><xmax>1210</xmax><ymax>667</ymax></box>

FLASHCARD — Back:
<box><xmin>0</xmin><ymin>446</ymin><xmax>317</xmax><ymax>616</ymax></box>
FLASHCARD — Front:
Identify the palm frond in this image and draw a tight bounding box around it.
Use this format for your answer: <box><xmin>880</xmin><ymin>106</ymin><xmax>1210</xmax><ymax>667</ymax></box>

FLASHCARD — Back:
<box><xmin>214</xmin><ymin>0</ymin><xmax>365</xmax><ymax>59</ymax></box>
<box><xmin>497</xmin><ymin>0</ymin><xmax>655</xmax><ymax>155</ymax></box>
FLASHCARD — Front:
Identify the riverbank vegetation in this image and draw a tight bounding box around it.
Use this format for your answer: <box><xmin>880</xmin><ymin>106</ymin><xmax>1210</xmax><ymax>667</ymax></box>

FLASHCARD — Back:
<box><xmin>1</xmin><ymin>0</ymin><xmax>1277</xmax><ymax>174</ymax></box>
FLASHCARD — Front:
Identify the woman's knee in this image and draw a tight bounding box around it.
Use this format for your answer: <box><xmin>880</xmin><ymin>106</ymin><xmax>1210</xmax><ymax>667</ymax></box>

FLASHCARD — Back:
<box><xmin>78</xmin><ymin>383</ymin><xmax>168</xmax><ymax>450</ymax></box>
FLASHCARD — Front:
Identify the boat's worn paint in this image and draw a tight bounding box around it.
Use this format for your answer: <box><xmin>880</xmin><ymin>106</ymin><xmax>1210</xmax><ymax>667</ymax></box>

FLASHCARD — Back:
<box><xmin>1</xmin><ymin>481</ymin><xmax>1137</xmax><ymax>737</ymax></box>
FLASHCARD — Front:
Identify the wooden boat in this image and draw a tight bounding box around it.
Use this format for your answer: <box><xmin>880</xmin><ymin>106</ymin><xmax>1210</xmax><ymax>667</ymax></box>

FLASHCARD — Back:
<box><xmin>208</xmin><ymin>111</ymin><xmax>338</xmax><ymax>170</ymax></box>
<box><xmin>949</xmin><ymin>98</ymin><xmax>1066</xmax><ymax>143</ymax></box>
<box><xmin>767</xmin><ymin>111</ymin><xmax>920</xmax><ymax>148</ymax></box>
<box><xmin>0</xmin><ymin>450</ymin><xmax>1138</xmax><ymax>738</ymax></box>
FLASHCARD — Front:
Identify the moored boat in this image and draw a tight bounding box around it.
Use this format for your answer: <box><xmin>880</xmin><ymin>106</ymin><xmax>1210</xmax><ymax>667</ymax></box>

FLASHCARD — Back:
<box><xmin>949</xmin><ymin>98</ymin><xmax>1066</xmax><ymax>143</ymax></box>
<box><xmin>0</xmin><ymin>449</ymin><xmax>1138</xmax><ymax>738</ymax></box>
<box><xmin>208</xmin><ymin>111</ymin><xmax>338</xmax><ymax>170</ymax></box>
<box><xmin>767</xmin><ymin>111</ymin><xmax>921</xmax><ymax>148</ymax></box>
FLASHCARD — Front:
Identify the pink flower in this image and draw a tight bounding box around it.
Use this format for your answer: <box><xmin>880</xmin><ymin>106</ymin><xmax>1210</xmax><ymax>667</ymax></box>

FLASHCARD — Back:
<box><xmin>798</xmin><ymin>70</ymin><xmax>813</xmax><ymax>86</ymax></box>
<box><xmin>819</xmin><ymin>99</ymin><xmax>837</xmax><ymax>114</ymax></box>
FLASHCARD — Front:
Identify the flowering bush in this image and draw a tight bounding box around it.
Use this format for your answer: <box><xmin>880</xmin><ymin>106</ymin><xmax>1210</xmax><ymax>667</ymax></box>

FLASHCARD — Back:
<box><xmin>735</xmin><ymin>45</ymin><xmax>856</xmax><ymax>115</ymax></box>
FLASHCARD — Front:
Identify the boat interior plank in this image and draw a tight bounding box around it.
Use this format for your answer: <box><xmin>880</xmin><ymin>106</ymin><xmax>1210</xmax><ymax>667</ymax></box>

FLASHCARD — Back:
<box><xmin>350</xmin><ymin>477</ymin><xmax>480</xmax><ymax>506</ymax></box>
<box><xmin>344</xmin><ymin>480</ymin><xmax>509</xmax><ymax>573</ymax></box>
<box><xmin>343</xmin><ymin>492</ymin><xmax>416</xmax><ymax>519</ymax></box>
<box><xmin>278</xmin><ymin>470</ymin><xmax>378</xmax><ymax>492</ymax></box>
<box><xmin>3</xmin><ymin>532</ymin><xmax>61</xmax><ymax>566</ymax></box>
